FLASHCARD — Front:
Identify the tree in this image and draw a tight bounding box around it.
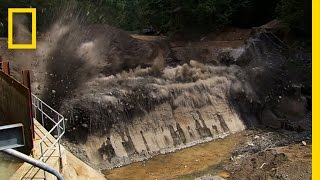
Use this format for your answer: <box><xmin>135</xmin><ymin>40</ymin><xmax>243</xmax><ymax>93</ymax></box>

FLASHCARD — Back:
<box><xmin>0</xmin><ymin>0</ymin><xmax>311</xmax><ymax>37</ymax></box>
<box><xmin>276</xmin><ymin>0</ymin><xmax>311</xmax><ymax>36</ymax></box>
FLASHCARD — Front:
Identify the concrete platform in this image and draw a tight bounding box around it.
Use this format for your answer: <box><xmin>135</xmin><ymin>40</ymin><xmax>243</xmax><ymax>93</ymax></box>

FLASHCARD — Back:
<box><xmin>9</xmin><ymin>120</ymin><xmax>106</xmax><ymax>180</ymax></box>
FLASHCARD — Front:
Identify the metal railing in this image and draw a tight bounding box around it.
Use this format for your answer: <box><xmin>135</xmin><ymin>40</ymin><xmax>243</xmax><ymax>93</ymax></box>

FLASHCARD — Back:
<box><xmin>31</xmin><ymin>94</ymin><xmax>65</xmax><ymax>178</ymax></box>
<box><xmin>3</xmin><ymin>149</ymin><xmax>63</xmax><ymax>180</ymax></box>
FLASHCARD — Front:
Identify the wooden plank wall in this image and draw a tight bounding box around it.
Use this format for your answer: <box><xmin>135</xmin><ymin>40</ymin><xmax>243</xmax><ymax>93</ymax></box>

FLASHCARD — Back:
<box><xmin>0</xmin><ymin>57</ymin><xmax>33</xmax><ymax>154</ymax></box>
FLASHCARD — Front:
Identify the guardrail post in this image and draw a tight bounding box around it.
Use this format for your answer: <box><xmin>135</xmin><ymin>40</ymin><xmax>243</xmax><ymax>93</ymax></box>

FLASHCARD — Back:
<box><xmin>22</xmin><ymin>70</ymin><xmax>35</xmax><ymax>139</ymax></box>
<box><xmin>57</xmin><ymin>114</ymin><xmax>63</xmax><ymax>171</ymax></box>
<box><xmin>2</xmin><ymin>61</ymin><xmax>10</xmax><ymax>75</ymax></box>
<box><xmin>22</xmin><ymin>70</ymin><xmax>31</xmax><ymax>89</ymax></box>
<box><xmin>0</xmin><ymin>56</ymin><xmax>2</xmax><ymax>69</ymax></box>
<box><xmin>40</xmin><ymin>141</ymin><xmax>46</xmax><ymax>179</ymax></box>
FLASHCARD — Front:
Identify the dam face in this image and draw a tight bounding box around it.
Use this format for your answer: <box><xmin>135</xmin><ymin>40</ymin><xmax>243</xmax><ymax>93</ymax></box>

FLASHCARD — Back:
<box><xmin>2</xmin><ymin>17</ymin><xmax>308</xmax><ymax>170</ymax></box>
<box><xmin>63</xmin><ymin>75</ymin><xmax>247</xmax><ymax>168</ymax></box>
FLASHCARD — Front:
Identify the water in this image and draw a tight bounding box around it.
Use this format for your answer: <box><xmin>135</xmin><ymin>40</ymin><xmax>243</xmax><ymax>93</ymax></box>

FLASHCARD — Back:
<box><xmin>103</xmin><ymin>132</ymin><xmax>245</xmax><ymax>180</ymax></box>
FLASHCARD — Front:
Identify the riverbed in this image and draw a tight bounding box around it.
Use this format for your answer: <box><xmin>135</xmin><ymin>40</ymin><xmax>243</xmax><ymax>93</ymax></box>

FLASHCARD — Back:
<box><xmin>103</xmin><ymin>132</ymin><xmax>246</xmax><ymax>180</ymax></box>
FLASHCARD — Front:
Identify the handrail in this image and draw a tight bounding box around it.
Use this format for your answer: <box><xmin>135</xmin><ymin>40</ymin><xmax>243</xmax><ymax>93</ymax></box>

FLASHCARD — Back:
<box><xmin>32</xmin><ymin>118</ymin><xmax>64</xmax><ymax>150</ymax></box>
<box><xmin>31</xmin><ymin>93</ymin><xmax>66</xmax><ymax>179</ymax></box>
<box><xmin>39</xmin><ymin>132</ymin><xmax>65</xmax><ymax>161</ymax></box>
<box><xmin>32</xmin><ymin>95</ymin><xmax>64</xmax><ymax>116</ymax></box>
<box><xmin>2</xmin><ymin>149</ymin><xmax>63</xmax><ymax>180</ymax></box>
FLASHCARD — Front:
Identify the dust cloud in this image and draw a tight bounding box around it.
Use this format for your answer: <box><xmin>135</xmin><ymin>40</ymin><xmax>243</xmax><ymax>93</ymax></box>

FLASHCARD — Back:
<box><xmin>8</xmin><ymin>1</ymin><xmax>254</xmax><ymax>131</ymax></box>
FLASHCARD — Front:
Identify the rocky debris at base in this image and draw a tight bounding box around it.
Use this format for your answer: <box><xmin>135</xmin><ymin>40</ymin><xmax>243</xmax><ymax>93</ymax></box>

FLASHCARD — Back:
<box><xmin>224</xmin><ymin>144</ymin><xmax>311</xmax><ymax>180</ymax></box>
<box><xmin>222</xmin><ymin>128</ymin><xmax>311</xmax><ymax>180</ymax></box>
<box><xmin>61</xmin><ymin>140</ymin><xmax>95</xmax><ymax>168</ymax></box>
<box><xmin>230</xmin><ymin>126</ymin><xmax>311</xmax><ymax>161</ymax></box>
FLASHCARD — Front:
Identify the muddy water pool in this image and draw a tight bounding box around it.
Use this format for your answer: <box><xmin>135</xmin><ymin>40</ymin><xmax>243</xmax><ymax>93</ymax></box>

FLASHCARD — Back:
<box><xmin>103</xmin><ymin>132</ymin><xmax>246</xmax><ymax>180</ymax></box>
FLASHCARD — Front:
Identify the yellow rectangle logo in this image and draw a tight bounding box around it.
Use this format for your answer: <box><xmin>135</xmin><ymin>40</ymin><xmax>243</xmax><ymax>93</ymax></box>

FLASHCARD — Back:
<box><xmin>8</xmin><ymin>8</ymin><xmax>36</xmax><ymax>49</ymax></box>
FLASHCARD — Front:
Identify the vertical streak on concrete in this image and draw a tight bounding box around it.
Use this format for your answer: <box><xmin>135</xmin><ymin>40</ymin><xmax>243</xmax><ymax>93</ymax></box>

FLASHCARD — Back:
<box><xmin>212</xmin><ymin>125</ymin><xmax>219</xmax><ymax>134</ymax></box>
<box><xmin>196</xmin><ymin>110</ymin><xmax>212</xmax><ymax>137</ymax></box>
<box><xmin>140</xmin><ymin>131</ymin><xmax>150</xmax><ymax>152</ymax></box>
<box><xmin>217</xmin><ymin>113</ymin><xmax>230</xmax><ymax>132</ymax></box>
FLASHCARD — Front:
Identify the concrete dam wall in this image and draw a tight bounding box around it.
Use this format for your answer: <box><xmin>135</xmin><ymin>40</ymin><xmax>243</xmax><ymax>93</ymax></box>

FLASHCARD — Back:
<box><xmin>92</xmin><ymin>105</ymin><xmax>244</xmax><ymax>167</ymax></box>
<box><xmin>63</xmin><ymin>77</ymin><xmax>246</xmax><ymax>168</ymax></box>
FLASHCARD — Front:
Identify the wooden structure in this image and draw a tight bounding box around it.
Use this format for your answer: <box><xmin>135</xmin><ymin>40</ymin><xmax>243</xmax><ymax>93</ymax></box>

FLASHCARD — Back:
<box><xmin>0</xmin><ymin>56</ymin><xmax>34</xmax><ymax>154</ymax></box>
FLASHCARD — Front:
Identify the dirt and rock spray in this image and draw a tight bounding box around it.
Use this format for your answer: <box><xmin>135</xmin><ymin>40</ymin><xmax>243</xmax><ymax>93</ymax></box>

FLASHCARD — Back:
<box><xmin>6</xmin><ymin>1</ymin><xmax>310</xmax><ymax>170</ymax></box>
<box><xmin>20</xmin><ymin>2</ymin><xmax>246</xmax><ymax>169</ymax></box>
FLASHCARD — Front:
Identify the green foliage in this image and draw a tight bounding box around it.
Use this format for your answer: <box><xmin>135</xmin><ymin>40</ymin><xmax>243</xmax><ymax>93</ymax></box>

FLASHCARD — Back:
<box><xmin>230</xmin><ymin>0</ymin><xmax>279</xmax><ymax>27</ymax></box>
<box><xmin>134</xmin><ymin>0</ymin><xmax>233</xmax><ymax>32</ymax></box>
<box><xmin>0</xmin><ymin>1</ymin><xmax>28</xmax><ymax>37</ymax></box>
<box><xmin>0</xmin><ymin>0</ymin><xmax>61</xmax><ymax>37</ymax></box>
<box><xmin>276</xmin><ymin>0</ymin><xmax>311</xmax><ymax>35</ymax></box>
<box><xmin>0</xmin><ymin>0</ymin><xmax>312</xmax><ymax>37</ymax></box>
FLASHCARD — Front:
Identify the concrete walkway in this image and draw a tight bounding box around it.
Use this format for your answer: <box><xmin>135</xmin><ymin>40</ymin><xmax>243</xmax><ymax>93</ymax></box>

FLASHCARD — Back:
<box><xmin>10</xmin><ymin>120</ymin><xmax>64</xmax><ymax>180</ymax></box>
<box><xmin>10</xmin><ymin>120</ymin><xmax>106</xmax><ymax>180</ymax></box>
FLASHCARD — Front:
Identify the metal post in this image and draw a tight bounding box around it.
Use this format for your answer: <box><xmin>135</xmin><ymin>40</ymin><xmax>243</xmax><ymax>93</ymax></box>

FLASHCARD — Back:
<box><xmin>41</xmin><ymin>102</ymin><xmax>44</xmax><ymax>126</ymax></box>
<box><xmin>40</xmin><ymin>141</ymin><xmax>47</xmax><ymax>179</ymax></box>
<box><xmin>22</xmin><ymin>70</ymin><xmax>35</xmax><ymax>139</ymax></box>
<box><xmin>0</xmin><ymin>56</ymin><xmax>2</xmax><ymax>69</ymax></box>
<box><xmin>57</xmin><ymin>114</ymin><xmax>63</xmax><ymax>170</ymax></box>
<box><xmin>2</xmin><ymin>61</ymin><xmax>10</xmax><ymax>75</ymax></box>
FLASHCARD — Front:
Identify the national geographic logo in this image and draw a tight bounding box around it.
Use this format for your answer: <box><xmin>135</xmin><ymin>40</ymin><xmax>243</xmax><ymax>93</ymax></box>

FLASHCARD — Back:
<box><xmin>8</xmin><ymin>8</ymin><xmax>36</xmax><ymax>49</ymax></box>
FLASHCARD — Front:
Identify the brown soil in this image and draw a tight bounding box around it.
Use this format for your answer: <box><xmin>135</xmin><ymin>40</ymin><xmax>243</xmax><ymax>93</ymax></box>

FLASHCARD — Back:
<box><xmin>131</xmin><ymin>34</ymin><xmax>166</xmax><ymax>42</ymax></box>
<box><xmin>225</xmin><ymin>144</ymin><xmax>311</xmax><ymax>180</ymax></box>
